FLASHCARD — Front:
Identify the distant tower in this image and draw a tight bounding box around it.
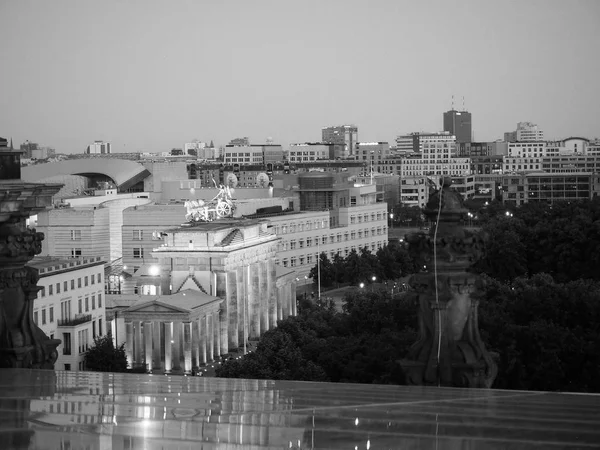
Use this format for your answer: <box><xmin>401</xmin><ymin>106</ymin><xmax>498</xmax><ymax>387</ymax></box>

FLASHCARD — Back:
<box><xmin>322</xmin><ymin>125</ymin><xmax>358</xmax><ymax>158</ymax></box>
<box><xmin>443</xmin><ymin>97</ymin><xmax>472</xmax><ymax>144</ymax></box>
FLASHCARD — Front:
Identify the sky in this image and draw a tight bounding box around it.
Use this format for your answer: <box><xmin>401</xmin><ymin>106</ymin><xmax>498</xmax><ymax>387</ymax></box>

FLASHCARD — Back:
<box><xmin>1</xmin><ymin>0</ymin><xmax>599</xmax><ymax>153</ymax></box>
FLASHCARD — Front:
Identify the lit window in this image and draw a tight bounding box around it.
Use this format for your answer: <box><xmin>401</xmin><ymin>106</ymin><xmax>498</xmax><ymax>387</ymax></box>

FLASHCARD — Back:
<box><xmin>133</xmin><ymin>248</ymin><xmax>144</xmax><ymax>259</ymax></box>
<box><xmin>70</xmin><ymin>230</ymin><xmax>81</xmax><ymax>241</ymax></box>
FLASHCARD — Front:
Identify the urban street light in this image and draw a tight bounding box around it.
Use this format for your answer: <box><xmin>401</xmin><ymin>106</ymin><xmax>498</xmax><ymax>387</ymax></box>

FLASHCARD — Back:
<box><xmin>371</xmin><ymin>275</ymin><xmax>376</xmax><ymax>292</ymax></box>
<box><xmin>359</xmin><ymin>282</ymin><xmax>365</xmax><ymax>289</ymax></box>
<box><xmin>390</xmin><ymin>212</ymin><xmax>394</xmax><ymax>229</ymax></box>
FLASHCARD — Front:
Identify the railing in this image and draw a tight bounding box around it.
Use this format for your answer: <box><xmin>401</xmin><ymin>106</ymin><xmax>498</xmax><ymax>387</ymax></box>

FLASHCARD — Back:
<box><xmin>57</xmin><ymin>314</ymin><xmax>92</xmax><ymax>327</ymax></box>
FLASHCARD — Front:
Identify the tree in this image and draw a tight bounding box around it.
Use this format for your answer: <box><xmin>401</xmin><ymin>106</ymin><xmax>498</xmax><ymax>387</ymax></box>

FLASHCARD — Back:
<box><xmin>84</xmin><ymin>333</ymin><xmax>128</xmax><ymax>373</ymax></box>
<box><xmin>308</xmin><ymin>252</ymin><xmax>334</xmax><ymax>288</ymax></box>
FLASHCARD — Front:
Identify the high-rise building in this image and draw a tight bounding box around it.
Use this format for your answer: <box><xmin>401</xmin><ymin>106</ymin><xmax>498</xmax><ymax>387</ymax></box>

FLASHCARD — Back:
<box><xmin>86</xmin><ymin>141</ymin><xmax>111</xmax><ymax>154</ymax></box>
<box><xmin>443</xmin><ymin>109</ymin><xmax>472</xmax><ymax>143</ymax></box>
<box><xmin>322</xmin><ymin>125</ymin><xmax>358</xmax><ymax>158</ymax></box>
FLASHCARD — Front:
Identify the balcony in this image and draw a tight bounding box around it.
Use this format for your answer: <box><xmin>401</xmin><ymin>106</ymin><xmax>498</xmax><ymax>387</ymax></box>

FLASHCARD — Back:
<box><xmin>57</xmin><ymin>314</ymin><xmax>92</xmax><ymax>327</ymax></box>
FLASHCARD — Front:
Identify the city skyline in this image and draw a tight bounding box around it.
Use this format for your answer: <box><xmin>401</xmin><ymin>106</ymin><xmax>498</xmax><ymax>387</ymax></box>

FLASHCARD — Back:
<box><xmin>1</xmin><ymin>0</ymin><xmax>599</xmax><ymax>153</ymax></box>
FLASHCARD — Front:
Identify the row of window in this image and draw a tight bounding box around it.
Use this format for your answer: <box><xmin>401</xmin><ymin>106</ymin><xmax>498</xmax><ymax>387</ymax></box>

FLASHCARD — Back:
<box><xmin>34</xmin><ymin>294</ymin><xmax>103</xmax><ymax>326</ymax></box>
<box><xmin>279</xmin><ymin>227</ymin><xmax>387</xmax><ymax>251</ymax></box>
<box><xmin>39</xmin><ymin>273</ymin><xmax>102</xmax><ymax>298</ymax></box>
<box><xmin>277</xmin><ymin>242</ymin><xmax>386</xmax><ymax>268</ymax></box>
<box><xmin>273</xmin><ymin>218</ymin><xmax>329</xmax><ymax>235</ymax></box>
<box><xmin>349</xmin><ymin>212</ymin><xmax>386</xmax><ymax>224</ymax></box>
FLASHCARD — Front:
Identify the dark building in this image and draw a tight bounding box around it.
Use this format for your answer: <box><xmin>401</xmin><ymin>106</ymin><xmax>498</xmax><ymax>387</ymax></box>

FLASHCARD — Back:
<box><xmin>443</xmin><ymin>110</ymin><xmax>472</xmax><ymax>144</ymax></box>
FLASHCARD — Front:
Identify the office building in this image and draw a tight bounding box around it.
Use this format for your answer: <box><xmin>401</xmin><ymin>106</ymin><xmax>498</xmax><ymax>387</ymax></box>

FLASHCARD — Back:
<box><xmin>457</xmin><ymin>141</ymin><xmax>508</xmax><ymax>157</ymax></box>
<box><xmin>502</xmin><ymin>172</ymin><xmax>600</xmax><ymax>206</ymax></box>
<box><xmin>355</xmin><ymin>142</ymin><xmax>391</xmax><ymax>166</ymax></box>
<box><xmin>400</xmin><ymin>176</ymin><xmax>429</xmax><ymax>208</ymax></box>
<box><xmin>395</xmin><ymin>131</ymin><xmax>453</xmax><ymax>154</ymax></box>
<box><xmin>222</xmin><ymin>144</ymin><xmax>284</xmax><ymax>166</ymax></box>
<box><xmin>443</xmin><ymin>109</ymin><xmax>472</xmax><ymax>143</ymax></box>
<box><xmin>86</xmin><ymin>141</ymin><xmax>111</xmax><ymax>154</ymax></box>
<box><xmin>322</xmin><ymin>125</ymin><xmax>358</xmax><ymax>158</ymax></box>
<box><xmin>288</xmin><ymin>143</ymin><xmax>344</xmax><ymax>163</ymax></box>
<box><xmin>29</xmin><ymin>256</ymin><xmax>107</xmax><ymax>372</ymax></box>
<box><xmin>504</xmin><ymin>122</ymin><xmax>544</xmax><ymax>142</ymax></box>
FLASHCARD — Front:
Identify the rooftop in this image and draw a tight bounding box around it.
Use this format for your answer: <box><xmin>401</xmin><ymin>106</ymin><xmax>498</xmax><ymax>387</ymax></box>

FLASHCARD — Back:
<box><xmin>2</xmin><ymin>369</ymin><xmax>599</xmax><ymax>449</ymax></box>
<box><xmin>28</xmin><ymin>255</ymin><xmax>105</xmax><ymax>275</ymax></box>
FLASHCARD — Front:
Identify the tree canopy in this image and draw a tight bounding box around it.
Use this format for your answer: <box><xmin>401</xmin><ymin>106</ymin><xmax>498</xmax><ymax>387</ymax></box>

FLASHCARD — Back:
<box><xmin>84</xmin><ymin>333</ymin><xmax>128</xmax><ymax>373</ymax></box>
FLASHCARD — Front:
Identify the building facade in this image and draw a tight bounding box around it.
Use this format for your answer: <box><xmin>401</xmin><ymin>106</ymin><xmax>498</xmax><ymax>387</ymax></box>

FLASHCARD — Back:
<box><xmin>86</xmin><ymin>141</ymin><xmax>111</xmax><ymax>154</ymax></box>
<box><xmin>30</xmin><ymin>256</ymin><xmax>107</xmax><ymax>371</ymax></box>
<box><xmin>504</xmin><ymin>122</ymin><xmax>544</xmax><ymax>142</ymax></box>
<box><xmin>322</xmin><ymin>125</ymin><xmax>358</xmax><ymax>158</ymax></box>
<box><xmin>443</xmin><ymin>109</ymin><xmax>472</xmax><ymax>143</ymax></box>
<box><xmin>501</xmin><ymin>172</ymin><xmax>600</xmax><ymax>206</ymax></box>
<box><xmin>109</xmin><ymin>219</ymin><xmax>297</xmax><ymax>373</ymax></box>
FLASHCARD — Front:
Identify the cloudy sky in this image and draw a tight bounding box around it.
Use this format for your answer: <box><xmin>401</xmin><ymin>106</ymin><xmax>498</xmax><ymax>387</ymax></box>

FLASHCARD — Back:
<box><xmin>1</xmin><ymin>0</ymin><xmax>599</xmax><ymax>153</ymax></box>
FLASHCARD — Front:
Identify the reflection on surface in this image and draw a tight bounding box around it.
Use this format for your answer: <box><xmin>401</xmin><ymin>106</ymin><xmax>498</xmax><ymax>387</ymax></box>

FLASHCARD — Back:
<box><xmin>0</xmin><ymin>369</ymin><xmax>599</xmax><ymax>449</ymax></box>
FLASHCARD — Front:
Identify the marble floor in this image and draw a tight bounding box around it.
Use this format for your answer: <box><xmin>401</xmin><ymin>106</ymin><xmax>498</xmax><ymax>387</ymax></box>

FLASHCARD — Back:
<box><xmin>0</xmin><ymin>369</ymin><xmax>599</xmax><ymax>449</ymax></box>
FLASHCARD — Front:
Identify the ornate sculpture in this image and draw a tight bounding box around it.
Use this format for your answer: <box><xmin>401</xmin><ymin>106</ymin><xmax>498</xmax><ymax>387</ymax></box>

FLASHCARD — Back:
<box><xmin>0</xmin><ymin>141</ymin><xmax>62</xmax><ymax>369</ymax></box>
<box><xmin>400</xmin><ymin>178</ymin><xmax>498</xmax><ymax>388</ymax></box>
<box><xmin>184</xmin><ymin>185</ymin><xmax>236</xmax><ymax>223</ymax></box>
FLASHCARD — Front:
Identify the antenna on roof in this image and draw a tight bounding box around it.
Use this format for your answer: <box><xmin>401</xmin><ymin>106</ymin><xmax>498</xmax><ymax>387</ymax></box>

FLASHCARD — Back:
<box><xmin>462</xmin><ymin>96</ymin><xmax>465</xmax><ymax>111</ymax></box>
<box><xmin>451</xmin><ymin>95</ymin><xmax>454</xmax><ymax>110</ymax></box>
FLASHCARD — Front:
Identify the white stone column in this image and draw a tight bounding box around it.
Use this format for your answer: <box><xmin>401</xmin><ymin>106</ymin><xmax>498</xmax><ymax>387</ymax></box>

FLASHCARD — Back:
<box><xmin>215</xmin><ymin>271</ymin><xmax>229</xmax><ymax>354</ymax></box>
<box><xmin>164</xmin><ymin>321</ymin><xmax>173</xmax><ymax>373</ymax></box>
<box><xmin>258</xmin><ymin>261</ymin><xmax>268</xmax><ymax>334</ymax></box>
<box><xmin>227</xmin><ymin>270</ymin><xmax>239</xmax><ymax>350</ymax></box>
<box><xmin>267</xmin><ymin>260</ymin><xmax>277</xmax><ymax>330</ymax></box>
<box><xmin>144</xmin><ymin>321</ymin><xmax>153</xmax><ymax>372</ymax></box>
<box><xmin>198</xmin><ymin>315</ymin><xmax>207</xmax><ymax>364</ymax></box>
<box><xmin>191</xmin><ymin>318</ymin><xmax>200</xmax><ymax>370</ymax></box>
<box><xmin>152</xmin><ymin>320</ymin><xmax>161</xmax><ymax>373</ymax></box>
<box><xmin>249</xmin><ymin>263</ymin><xmax>260</xmax><ymax>339</ymax></box>
<box><xmin>125</xmin><ymin>321</ymin><xmax>133</xmax><ymax>368</ymax></box>
<box><xmin>277</xmin><ymin>286</ymin><xmax>284</xmax><ymax>321</ymax></box>
<box><xmin>172</xmin><ymin>320</ymin><xmax>182</xmax><ymax>373</ymax></box>
<box><xmin>213</xmin><ymin>311</ymin><xmax>221</xmax><ymax>358</ymax></box>
<box><xmin>207</xmin><ymin>314</ymin><xmax>214</xmax><ymax>362</ymax></box>
<box><xmin>134</xmin><ymin>320</ymin><xmax>142</xmax><ymax>366</ymax></box>
<box><xmin>183</xmin><ymin>321</ymin><xmax>192</xmax><ymax>374</ymax></box>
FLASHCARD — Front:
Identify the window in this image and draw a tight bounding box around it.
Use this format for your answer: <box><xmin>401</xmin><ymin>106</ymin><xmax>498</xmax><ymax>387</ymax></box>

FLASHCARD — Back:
<box><xmin>70</xmin><ymin>230</ymin><xmax>81</xmax><ymax>240</ymax></box>
<box><xmin>64</xmin><ymin>364</ymin><xmax>71</xmax><ymax>371</ymax></box>
<box><xmin>49</xmin><ymin>307</ymin><xmax>54</xmax><ymax>323</ymax></box>
<box><xmin>63</xmin><ymin>333</ymin><xmax>71</xmax><ymax>355</ymax></box>
<box><xmin>78</xmin><ymin>278</ymin><xmax>81</xmax><ymax>288</ymax></box>
<box><xmin>84</xmin><ymin>276</ymin><xmax>88</xmax><ymax>286</ymax></box>
<box><xmin>133</xmin><ymin>248</ymin><xmax>144</xmax><ymax>259</ymax></box>
<box><xmin>71</xmin><ymin>248</ymin><xmax>82</xmax><ymax>257</ymax></box>
<box><xmin>92</xmin><ymin>321</ymin><xmax>96</xmax><ymax>339</ymax></box>
<box><xmin>64</xmin><ymin>281</ymin><xmax>68</xmax><ymax>292</ymax></box>
<box><xmin>49</xmin><ymin>285</ymin><xmax>53</xmax><ymax>295</ymax></box>
<box><xmin>33</xmin><ymin>311</ymin><xmax>38</xmax><ymax>324</ymax></box>
<box><xmin>92</xmin><ymin>295</ymin><xmax>96</xmax><ymax>310</ymax></box>
<box><xmin>290</xmin><ymin>240</ymin><xmax>296</xmax><ymax>250</ymax></box>
<box><xmin>306</xmin><ymin>237</ymin><xmax>312</xmax><ymax>247</ymax></box>
<box><xmin>56</xmin><ymin>283</ymin><xmax>60</xmax><ymax>294</ymax></box>
<box><xmin>133</xmin><ymin>229</ymin><xmax>143</xmax><ymax>240</ymax></box>
<box><xmin>91</xmin><ymin>275</ymin><xmax>95</xmax><ymax>285</ymax></box>
<box><xmin>71</xmin><ymin>279</ymin><xmax>74</xmax><ymax>290</ymax></box>
<box><xmin>40</xmin><ymin>287</ymin><xmax>45</xmax><ymax>297</ymax></box>
<box><xmin>85</xmin><ymin>297</ymin><xmax>89</xmax><ymax>312</ymax></box>
<box><xmin>78</xmin><ymin>299</ymin><xmax>82</xmax><ymax>314</ymax></box>
<box><xmin>299</xmin><ymin>239</ymin><xmax>304</xmax><ymax>248</ymax></box>
<box><xmin>307</xmin><ymin>254</ymin><xmax>313</xmax><ymax>264</ymax></box>
<box><xmin>97</xmin><ymin>273</ymin><xmax>101</xmax><ymax>283</ymax></box>
<box><xmin>99</xmin><ymin>318</ymin><xmax>102</xmax><ymax>335</ymax></box>
<box><xmin>98</xmin><ymin>294</ymin><xmax>102</xmax><ymax>308</ymax></box>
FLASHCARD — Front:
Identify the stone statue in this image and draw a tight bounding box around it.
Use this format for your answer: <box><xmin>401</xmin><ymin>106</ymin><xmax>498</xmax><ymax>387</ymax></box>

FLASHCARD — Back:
<box><xmin>400</xmin><ymin>178</ymin><xmax>498</xmax><ymax>388</ymax></box>
<box><xmin>0</xmin><ymin>142</ymin><xmax>62</xmax><ymax>369</ymax></box>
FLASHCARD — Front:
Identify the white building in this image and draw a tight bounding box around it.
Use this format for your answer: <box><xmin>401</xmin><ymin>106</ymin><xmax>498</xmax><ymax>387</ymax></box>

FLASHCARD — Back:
<box><xmin>288</xmin><ymin>143</ymin><xmax>331</xmax><ymax>162</ymax></box>
<box><xmin>507</xmin><ymin>142</ymin><xmax>551</xmax><ymax>158</ymax></box>
<box><xmin>268</xmin><ymin>203</ymin><xmax>388</xmax><ymax>279</ymax></box>
<box><xmin>85</xmin><ymin>141</ymin><xmax>111</xmax><ymax>154</ymax></box>
<box><xmin>29</xmin><ymin>256</ymin><xmax>107</xmax><ymax>371</ymax></box>
<box><xmin>400</xmin><ymin>176</ymin><xmax>429</xmax><ymax>208</ymax></box>
<box><xmin>399</xmin><ymin>156</ymin><xmax>471</xmax><ymax>177</ymax></box>
<box><xmin>504</xmin><ymin>122</ymin><xmax>544</xmax><ymax>142</ymax></box>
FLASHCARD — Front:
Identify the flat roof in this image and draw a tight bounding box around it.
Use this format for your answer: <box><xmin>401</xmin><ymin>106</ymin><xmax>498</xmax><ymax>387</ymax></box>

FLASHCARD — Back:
<box><xmin>3</xmin><ymin>369</ymin><xmax>600</xmax><ymax>448</ymax></box>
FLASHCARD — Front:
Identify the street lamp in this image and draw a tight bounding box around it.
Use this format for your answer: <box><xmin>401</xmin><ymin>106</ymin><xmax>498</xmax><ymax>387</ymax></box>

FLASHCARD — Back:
<box><xmin>371</xmin><ymin>275</ymin><xmax>376</xmax><ymax>292</ymax></box>
<box><xmin>467</xmin><ymin>212</ymin><xmax>473</xmax><ymax>227</ymax></box>
<box><xmin>389</xmin><ymin>212</ymin><xmax>394</xmax><ymax>229</ymax></box>
<box><xmin>359</xmin><ymin>282</ymin><xmax>365</xmax><ymax>289</ymax></box>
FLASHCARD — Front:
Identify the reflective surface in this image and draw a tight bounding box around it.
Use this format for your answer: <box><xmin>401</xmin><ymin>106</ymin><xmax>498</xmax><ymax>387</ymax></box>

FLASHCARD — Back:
<box><xmin>0</xmin><ymin>369</ymin><xmax>599</xmax><ymax>449</ymax></box>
